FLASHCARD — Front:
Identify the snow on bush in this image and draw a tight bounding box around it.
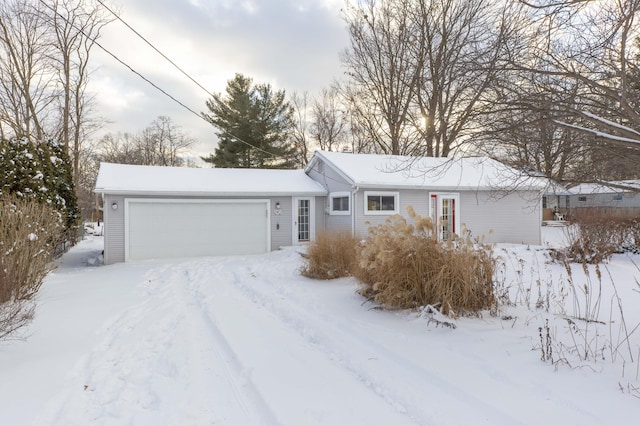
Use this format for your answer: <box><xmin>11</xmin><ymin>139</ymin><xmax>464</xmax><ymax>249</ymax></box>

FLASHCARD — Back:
<box><xmin>0</xmin><ymin>194</ymin><xmax>63</xmax><ymax>339</ymax></box>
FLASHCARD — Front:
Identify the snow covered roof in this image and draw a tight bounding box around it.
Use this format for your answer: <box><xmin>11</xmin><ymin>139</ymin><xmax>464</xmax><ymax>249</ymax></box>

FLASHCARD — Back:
<box><xmin>545</xmin><ymin>180</ymin><xmax>572</xmax><ymax>196</ymax></box>
<box><xmin>570</xmin><ymin>180</ymin><xmax>640</xmax><ymax>195</ymax></box>
<box><xmin>307</xmin><ymin>151</ymin><xmax>548</xmax><ymax>191</ymax></box>
<box><xmin>94</xmin><ymin>163</ymin><xmax>328</xmax><ymax>196</ymax></box>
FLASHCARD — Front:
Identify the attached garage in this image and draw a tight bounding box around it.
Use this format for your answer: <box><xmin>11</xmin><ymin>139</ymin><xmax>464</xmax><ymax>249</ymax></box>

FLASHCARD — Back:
<box><xmin>95</xmin><ymin>163</ymin><xmax>327</xmax><ymax>264</ymax></box>
<box><xmin>125</xmin><ymin>199</ymin><xmax>270</xmax><ymax>261</ymax></box>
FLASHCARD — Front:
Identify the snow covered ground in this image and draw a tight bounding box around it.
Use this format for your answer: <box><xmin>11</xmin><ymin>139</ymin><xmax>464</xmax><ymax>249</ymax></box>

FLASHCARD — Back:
<box><xmin>1</xmin><ymin>227</ymin><xmax>640</xmax><ymax>425</ymax></box>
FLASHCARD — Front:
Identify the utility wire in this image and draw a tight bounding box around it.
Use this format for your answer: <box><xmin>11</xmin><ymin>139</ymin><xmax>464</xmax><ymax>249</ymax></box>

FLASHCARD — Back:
<box><xmin>95</xmin><ymin>0</ymin><xmax>215</xmax><ymax>100</ymax></box>
<box><xmin>38</xmin><ymin>0</ymin><xmax>202</xmax><ymax>120</ymax></box>
<box><xmin>38</xmin><ymin>0</ymin><xmax>280</xmax><ymax>159</ymax></box>
<box><xmin>93</xmin><ymin>0</ymin><xmax>280</xmax><ymax>159</ymax></box>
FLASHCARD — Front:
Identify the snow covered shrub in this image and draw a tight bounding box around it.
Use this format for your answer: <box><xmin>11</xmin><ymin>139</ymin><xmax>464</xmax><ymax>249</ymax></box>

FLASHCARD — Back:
<box><xmin>0</xmin><ymin>194</ymin><xmax>62</xmax><ymax>339</ymax></box>
<box><xmin>354</xmin><ymin>207</ymin><xmax>496</xmax><ymax>316</ymax></box>
<box><xmin>0</xmin><ymin>137</ymin><xmax>80</xmax><ymax>243</ymax></box>
<box><xmin>301</xmin><ymin>231</ymin><xmax>359</xmax><ymax>279</ymax></box>
<box><xmin>617</xmin><ymin>218</ymin><xmax>640</xmax><ymax>254</ymax></box>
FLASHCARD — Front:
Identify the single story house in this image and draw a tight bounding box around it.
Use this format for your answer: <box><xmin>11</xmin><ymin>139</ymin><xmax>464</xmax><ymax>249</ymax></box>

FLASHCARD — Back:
<box><xmin>95</xmin><ymin>151</ymin><xmax>547</xmax><ymax>264</ymax></box>
<box><xmin>568</xmin><ymin>180</ymin><xmax>640</xmax><ymax>218</ymax></box>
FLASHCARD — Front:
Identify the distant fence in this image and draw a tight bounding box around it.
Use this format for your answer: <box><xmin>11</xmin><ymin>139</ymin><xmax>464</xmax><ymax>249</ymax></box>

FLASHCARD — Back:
<box><xmin>543</xmin><ymin>207</ymin><xmax>640</xmax><ymax>221</ymax></box>
<box><xmin>570</xmin><ymin>207</ymin><xmax>640</xmax><ymax>220</ymax></box>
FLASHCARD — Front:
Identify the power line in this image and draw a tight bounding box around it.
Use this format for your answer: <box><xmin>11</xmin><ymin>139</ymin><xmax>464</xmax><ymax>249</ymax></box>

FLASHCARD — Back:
<box><xmin>95</xmin><ymin>0</ymin><xmax>215</xmax><ymax>100</ymax></box>
<box><xmin>38</xmin><ymin>0</ymin><xmax>280</xmax><ymax>160</ymax></box>
<box><xmin>37</xmin><ymin>0</ymin><xmax>202</xmax><ymax>120</ymax></box>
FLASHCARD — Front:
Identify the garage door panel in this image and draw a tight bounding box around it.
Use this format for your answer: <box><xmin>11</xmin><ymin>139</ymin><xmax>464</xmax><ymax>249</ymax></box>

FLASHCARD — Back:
<box><xmin>126</xmin><ymin>200</ymin><xmax>269</xmax><ymax>260</ymax></box>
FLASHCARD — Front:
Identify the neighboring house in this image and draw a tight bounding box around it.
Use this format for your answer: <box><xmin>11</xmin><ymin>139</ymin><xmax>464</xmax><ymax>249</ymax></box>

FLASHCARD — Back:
<box><xmin>568</xmin><ymin>180</ymin><xmax>640</xmax><ymax>218</ymax></box>
<box><xmin>542</xmin><ymin>181</ymin><xmax>572</xmax><ymax>221</ymax></box>
<box><xmin>95</xmin><ymin>151</ymin><xmax>547</xmax><ymax>264</ymax></box>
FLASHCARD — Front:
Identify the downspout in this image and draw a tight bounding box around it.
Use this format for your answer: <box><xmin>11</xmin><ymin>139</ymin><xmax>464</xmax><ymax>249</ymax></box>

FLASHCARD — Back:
<box><xmin>352</xmin><ymin>186</ymin><xmax>359</xmax><ymax>237</ymax></box>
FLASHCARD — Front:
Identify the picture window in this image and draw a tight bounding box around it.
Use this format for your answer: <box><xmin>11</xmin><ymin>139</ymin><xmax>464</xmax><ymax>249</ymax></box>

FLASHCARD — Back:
<box><xmin>364</xmin><ymin>191</ymin><xmax>398</xmax><ymax>215</ymax></box>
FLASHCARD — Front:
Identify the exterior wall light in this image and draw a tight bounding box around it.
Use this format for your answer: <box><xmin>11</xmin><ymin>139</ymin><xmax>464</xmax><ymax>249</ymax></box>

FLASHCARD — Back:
<box><xmin>111</xmin><ymin>201</ymin><xmax>118</xmax><ymax>210</ymax></box>
<box><xmin>275</xmin><ymin>202</ymin><xmax>281</xmax><ymax>210</ymax></box>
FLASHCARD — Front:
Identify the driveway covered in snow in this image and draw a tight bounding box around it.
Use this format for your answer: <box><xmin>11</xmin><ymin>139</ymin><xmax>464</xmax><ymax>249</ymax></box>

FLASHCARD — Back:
<box><xmin>1</xmin><ymin>236</ymin><xmax>639</xmax><ymax>425</ymax></box>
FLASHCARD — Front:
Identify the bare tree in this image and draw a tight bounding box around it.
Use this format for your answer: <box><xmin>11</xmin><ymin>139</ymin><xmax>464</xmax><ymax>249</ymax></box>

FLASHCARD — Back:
<box><xmin>0</xmin><ymin>0</ymin><xmax>111</xmax><ymax>198</ymax></box>
<box><xmin>409</xmin><ymin>0</ymin><xmax>517</xmax><ymax>157</ymax></box>
<box><xmin>310</xmin><ymin>87</ymin><xmax>348</xmax><ymax>152</ymax></box>
<box><xmin>45</xmin><ymin>0</ymin><xmax>111</xmax><ymax>185</ymax></box>
<box><xmin>340</xmin><ymin>0</ymin><xmax>421</xmax><ymax>155</ymax></box>
<box><xmin>137</xmin><ymin>116</ymin><xmax>196</xmax><ymax>166</ymax></box>
<box><xmin>0</xmin><ymin>0</ymin><xmax>53</xmax><ymax>139</ymax></box>
<box><xmin>97</xmin><ymin>117</ymin><xmax>196</xmax><ymax>167</ymax></box>
<box><xmin>96</xmin><ymin>132</ymin><xmax>142</xmax><ymax>165</ymax></box>
<box><xmin>340</xmin><ymin>0</ymin><xmax>517</xmax><ymax>157</ymax></box>
<box><xmin>508</xmin><ymin>0</ymin><xmax>640</xmax><ymax>182</ymax></box>
<box><xmin>289</xmin><ymin>91</ymin><xmax>312</xmax><ymax>167</ymax></box>
<box><xmin>479</xmin><ymin>59</ymin><xmax>594</xmax><ymax>182</ymax></box>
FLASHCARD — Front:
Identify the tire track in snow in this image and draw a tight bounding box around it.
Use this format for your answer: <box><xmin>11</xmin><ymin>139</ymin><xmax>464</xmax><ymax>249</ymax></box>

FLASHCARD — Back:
<box><xmin>34</xmin><ymin>262</ymin><xmax>278</xmax><ymax>426</ymax></box>
<box><xmin>234</xmin><ymin>254</ymin><xmax>612</xmax><ymax>426</ymax></box>
<box><xmin>221</xmin><ymin>262</ymin><xmax>525</xmax><ymax>426</ymax></box>
<box><xmin>172</xmin><ymin>264</ymin><xmax>281</xmax><ymax>426</ymax></box>
<box><xmin>185</xmin><ymin>259</ymin><xmax>419</xmax><ymax>425</ymax></box>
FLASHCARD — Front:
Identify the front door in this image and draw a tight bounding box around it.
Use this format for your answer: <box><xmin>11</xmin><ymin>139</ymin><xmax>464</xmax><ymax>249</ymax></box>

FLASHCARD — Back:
<box><xmin>430</xmin><ymin>193</ymin><xmax>460</xmax><ymax>241</ymax></box>
<box><xmin>293</xmin><ymin>197</ymin><xmax>315</xmax><ymax>244</ymax></box>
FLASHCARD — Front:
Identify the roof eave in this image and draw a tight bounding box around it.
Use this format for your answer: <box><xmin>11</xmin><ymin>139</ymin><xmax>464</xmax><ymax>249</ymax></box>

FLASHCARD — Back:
<box><xmin>353</xmin><ymin>182</ymin><xmax>546</xmax><ymax>192</ymax></box>
<box><xmin>311</xmin><ymin>151</ymin><xmax>357</xmax><ymax>186</ymax></box>
<box><xmin>93</xmin><ymin>189</ymin><xmax>328</xmax><ymax>197</ymax></box>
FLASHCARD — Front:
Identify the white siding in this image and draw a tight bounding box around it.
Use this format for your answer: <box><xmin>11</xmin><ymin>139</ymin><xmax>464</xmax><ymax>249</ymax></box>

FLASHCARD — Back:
<box><xmin>104</xmin><ymin>194</ymin><xmax>125</xmax><ymax>264</ymax></box>
<box><xmin>350</xmin><ymin>188</ymin><xmax>541</xmax><ymax>245</ymax></box>
<box><xmin>306</xmin><ymin>159</ymin><xmax>352</xmax><ymax>193</ymax></box>
<box><xmin>460</xmin><ymin>191</ymin><xmax>541</xmax><ymax>245</ymax></box>
<box><xmin>103</xmin><ymin>195</ymin><xmax>298</xmax><ymax>264</ymax></box>
<box><xmin>307</xmin><ymin>158</ymin><xmax>355</xmax><ymax>235</ymax></box>
<box><xmin>353</xmin><ymin>189</ymin><xmax>429</xmax><ymax>239</ymax></box>
<box><xmin>270</xmin><ymin>197</ymin><xmax>293</xmax><ymax>249</ymax></box>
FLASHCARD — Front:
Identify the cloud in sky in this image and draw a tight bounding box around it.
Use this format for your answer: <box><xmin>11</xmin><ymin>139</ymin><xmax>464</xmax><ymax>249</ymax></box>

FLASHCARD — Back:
<box><xmin>91</xmin><ymin>0</ymin><xmax>349</xmax><ymax>157</ymax></box>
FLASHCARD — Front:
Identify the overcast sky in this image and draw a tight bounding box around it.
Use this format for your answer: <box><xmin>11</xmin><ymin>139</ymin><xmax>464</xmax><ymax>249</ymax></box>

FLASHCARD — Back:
<box><xmin>91</xmin><ymin>0</ymin><xmax>349</xmax><ymax>158</ymax></box>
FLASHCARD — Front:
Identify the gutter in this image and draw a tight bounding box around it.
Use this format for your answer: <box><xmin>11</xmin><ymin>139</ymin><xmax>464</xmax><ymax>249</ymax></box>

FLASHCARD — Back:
<box><xmin>352</xmin><ymin>185</ymin><xmax>359</xmax><ymax>236</ymax></box>
<box><xmin>93</xmin><ymin>189</ymin><xmax>328</xmax><ymax>197</ymax></box>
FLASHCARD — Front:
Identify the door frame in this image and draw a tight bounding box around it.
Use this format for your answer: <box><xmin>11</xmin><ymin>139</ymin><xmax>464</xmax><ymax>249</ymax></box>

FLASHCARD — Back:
<box><xmin>429</xmin><ymin>192</ymin><xmax>460</xmax><ymax>241</ymax></box>
<box><xmin>292</xmin><ymin>196</ymin><xmax>315</xmax><ymax>245</ymax></box>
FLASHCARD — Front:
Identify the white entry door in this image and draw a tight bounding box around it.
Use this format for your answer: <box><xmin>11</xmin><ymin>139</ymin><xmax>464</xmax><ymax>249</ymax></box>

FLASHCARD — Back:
<box><xmin>293</xmin><ymin>197</ymin><xmax>315</xmax><ymax>244</ymax></box>
<box><xmin>429</xmin><ymin>193</ymin><xmax>460</xmax><ymax>241</ymax></box>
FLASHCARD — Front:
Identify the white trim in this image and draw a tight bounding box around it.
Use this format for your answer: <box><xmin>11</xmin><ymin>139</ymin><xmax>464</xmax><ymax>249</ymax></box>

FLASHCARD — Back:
<box><xmin>124</xmin><ymin>198</ymin><xmax>271</xmax><ymax>261</ymax></box>
<box><xmin>293</xmin><ymin>197</ymin><xmax>315</xmax><ymax>245</ymax></box>
<box><xmin>329</xmin><ymin>191</ymin><xmax>351</xmax><ymax>215</ymax></box>
<box><xmin>364</xmin><ymin>191</ymin><xmax>399</xmax><ymax>215</ymax></box>
<box><xmin>429</xmin><ymin>192</ymin><xmax>460</xmax><ymax>241</ymax></box>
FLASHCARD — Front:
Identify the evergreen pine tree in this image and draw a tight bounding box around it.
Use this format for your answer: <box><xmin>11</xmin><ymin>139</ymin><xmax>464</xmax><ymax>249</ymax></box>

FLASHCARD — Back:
<box><xmin>202</xmin><ymin>73</ymin><xmax>295</xmax><ymax>168</ymax></box>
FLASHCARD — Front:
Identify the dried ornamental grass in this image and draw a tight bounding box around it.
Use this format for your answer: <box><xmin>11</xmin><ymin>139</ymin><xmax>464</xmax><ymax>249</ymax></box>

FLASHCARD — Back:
<box><xmin>300</xmin><ymin>231</ymin><xmax>359</xmax><ymax>279</ymax></box>
<box><xmin>353</xmin><ymin>207</ymin><xmax>496</xmax><ymax>316</ymax></box>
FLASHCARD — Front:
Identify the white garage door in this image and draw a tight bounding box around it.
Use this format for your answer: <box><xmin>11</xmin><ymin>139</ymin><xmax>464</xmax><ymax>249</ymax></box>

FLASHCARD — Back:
<box><xmin>126</xmin><ymin>199</ymin><xmax>269</xmax><ymax>261</ymax></box>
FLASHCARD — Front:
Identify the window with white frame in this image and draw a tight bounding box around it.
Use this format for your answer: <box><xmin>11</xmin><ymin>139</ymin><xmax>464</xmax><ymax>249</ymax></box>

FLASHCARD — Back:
<box><xmin>329</xmin><ymin>192</ymin><xmax>350</xmax><ymax>215</ymax></box>
<box><xmin>364</xmin><ymin>191</ymin><xmax>398</xmax><ymax>215</ymax></box>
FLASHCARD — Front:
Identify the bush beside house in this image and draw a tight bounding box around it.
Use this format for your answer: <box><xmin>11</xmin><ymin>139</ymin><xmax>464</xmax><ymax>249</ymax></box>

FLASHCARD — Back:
<box><xmin>302</xmin><ymin>208</ymin><xmax>497</xmax><ymax>317</ymax></box>
<box><xmin>0</xmin><ymin>137</ymin><xmax>77</xmax><ymax>339</ymax></box>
